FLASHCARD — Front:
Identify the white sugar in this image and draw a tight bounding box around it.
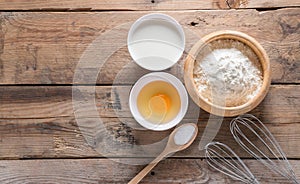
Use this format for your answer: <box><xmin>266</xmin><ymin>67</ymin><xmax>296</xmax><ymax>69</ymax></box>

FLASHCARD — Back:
<box><xmin>174</xmin><ymin>125</ymin><xmax>196</xmax><ymax>145</ymax></box>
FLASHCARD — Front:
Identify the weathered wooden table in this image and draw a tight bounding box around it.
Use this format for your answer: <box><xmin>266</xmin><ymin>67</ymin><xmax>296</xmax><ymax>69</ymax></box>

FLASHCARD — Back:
<box><xmin>0</xmin><ymin>1</ymin><xmax>299</xmax><ymax>183</ymax></box>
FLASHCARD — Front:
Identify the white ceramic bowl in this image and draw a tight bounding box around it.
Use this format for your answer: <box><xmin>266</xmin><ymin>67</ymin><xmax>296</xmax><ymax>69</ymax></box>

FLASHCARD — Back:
<box><xmin>127</xmin><ymin>13</ymin><xmax>185</xmax><ymax>71</ymax></box>
<box><xmin>129</xmin><ymin>72</ymin><xmax>188</xmax><ymax>131</ymax></box>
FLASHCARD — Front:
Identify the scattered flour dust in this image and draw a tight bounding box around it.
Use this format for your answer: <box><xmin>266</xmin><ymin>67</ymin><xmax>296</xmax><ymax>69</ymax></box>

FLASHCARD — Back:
<box><xmin>193</xmin><ymin>48</ymin><xmax>263</xmax><ymax>107</ymax></box>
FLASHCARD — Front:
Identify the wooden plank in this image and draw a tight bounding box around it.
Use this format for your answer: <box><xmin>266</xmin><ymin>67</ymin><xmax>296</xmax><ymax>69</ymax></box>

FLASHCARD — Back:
<box><xmin>0</xmin><ymin>9</ymin><xmax>299</xmax><ymax>84</ymax></box>
<box><xmin>0</xmin><ymin>158</ymin><xmax>299</xmax><ymax>183</ymax></box>
<box><xmin>0</xmin><ymin>117</ymin><xmax>299</xmax><ymax>159</ymax></box>
<box><xmin>0</xmin><ymin>0</ymin><xmax>299</xmax><ymax>10</ymax></box>
<box><xmin>0</xmin><ymin>85</ymin><xmax>299</xmax><ymax>159</ymax></box>
<box><xmin>0</xmin><ymin>85</ymin><xmax>299</xmax><ymax>121</ymax></box>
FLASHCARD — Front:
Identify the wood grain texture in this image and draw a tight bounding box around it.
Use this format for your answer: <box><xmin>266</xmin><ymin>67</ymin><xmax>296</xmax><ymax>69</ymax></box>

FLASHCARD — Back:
<box><xmin>0</xmin><ymin>8</ymin><xmax>299</xmax><ymax>84</ymax></box>
<box><xmin>0</xmin><ymin>2</ymin><xmax>298</xmax><ymax>184</ymax></box>
<box><xmin>0</xmin><ymin>85</ymin><xmax>299</xmax><ymax>159</ymax></box>
<box><xmin>0</xmin><ymin>158</ymin><xmax>299</xmax><ymax>184</ymax></box>
<box><xmin>0</xmin><ymin>0</ymin><xmax>299</xmax><ymax>10</ymax></box>
<box><xmin>1</xmin><ymin>85</ymin><xmax>299</xmax><ymax>121</ymax></box>
<box><xmin>0</xmin><ymin>116</ymin><xmax>299</xmax><ymax>159</ymax></box>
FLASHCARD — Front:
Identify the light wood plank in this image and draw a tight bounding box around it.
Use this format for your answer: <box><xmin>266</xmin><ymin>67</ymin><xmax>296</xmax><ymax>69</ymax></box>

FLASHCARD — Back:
<box><xmin>0</xmin><ymin>85</ymin><xmax>299</xmax><ymax>121</ymax></box>
<box><xmin>0</xmin><ymin>159</ymin><xmax>298</xmax><ymax>183</ymax></box>
<box><xmin>0</xmin><ymin>0</ymin><xmax>299</xmax><ymax>10</ymax></box>
<box><xmin>0</xmin><ymin>9</ymin><xmax>299</xmax><ymax>84</ymax></box>
<box><xmin>0</xmin><ymin>117</ymin><xmax>299</xmax><ymax>159</ymax></box>
<box><xmin>0</xmin><ymin>85</ymin><xmax>299</xmax><ymax>159</ymax></box>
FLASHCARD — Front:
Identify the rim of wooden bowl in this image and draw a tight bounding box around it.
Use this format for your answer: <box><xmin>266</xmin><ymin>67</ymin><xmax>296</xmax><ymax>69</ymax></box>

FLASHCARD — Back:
<box><xmin>184</xmin><ymin>30</ymin><xmax>271</xmax><ymax>117</ymax></box>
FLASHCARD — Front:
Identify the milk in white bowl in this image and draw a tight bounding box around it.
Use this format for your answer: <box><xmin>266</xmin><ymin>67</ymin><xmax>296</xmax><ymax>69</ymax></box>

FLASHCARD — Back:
<box><xmin>127</xmin><ymin>13</ymin><xmax>185</xmax><ymax>71</ymax></box>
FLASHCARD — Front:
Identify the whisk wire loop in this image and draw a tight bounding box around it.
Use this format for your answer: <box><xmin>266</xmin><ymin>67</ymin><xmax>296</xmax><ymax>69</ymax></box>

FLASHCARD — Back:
<box><xmin>230</xmin><ymin>114</ymin><xmax>299</xmax><ymax>184</ymax></box>
<box><xmin>207</xmin><ymin>145</ymin><xmax>249</xmax><ymax>180</ymax></box>
<box><xmin>230</xmin><ymin>117</ymin><xmax>286</xmax><ymax>175</ymax></box>
<box><xmin>205</xmin><ymin>142</ymin><xmax>259</xmax><ymax>184</ymax></box>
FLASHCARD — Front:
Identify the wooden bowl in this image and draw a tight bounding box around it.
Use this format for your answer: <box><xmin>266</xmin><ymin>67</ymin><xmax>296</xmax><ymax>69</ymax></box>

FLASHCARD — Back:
<box><xmin>184</xmin><ymin>30</ymin><xmax>271</xmax><ymax>117</ymax></box>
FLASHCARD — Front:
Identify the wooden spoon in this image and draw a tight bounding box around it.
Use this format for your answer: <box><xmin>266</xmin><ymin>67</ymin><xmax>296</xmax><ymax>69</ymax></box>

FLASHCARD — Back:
<box><xmin>128</xmin><ymin>123</ymin><xmax>198</xmax><ymax>184</ymax></box>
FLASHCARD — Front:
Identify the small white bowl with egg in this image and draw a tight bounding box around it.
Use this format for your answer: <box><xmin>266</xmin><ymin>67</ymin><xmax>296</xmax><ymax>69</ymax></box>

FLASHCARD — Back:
<box><xmin>129</xmin><ymin>72</ymin><xmax>188</xmax><ymax>131</ymax></box>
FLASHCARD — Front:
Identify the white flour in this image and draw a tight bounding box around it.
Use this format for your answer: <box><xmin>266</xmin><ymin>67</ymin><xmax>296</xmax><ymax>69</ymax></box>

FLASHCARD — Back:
<box><xmin>194</xmin><ymin>48</ymin><xmax>263</xmax><ymax>107</ymax></box>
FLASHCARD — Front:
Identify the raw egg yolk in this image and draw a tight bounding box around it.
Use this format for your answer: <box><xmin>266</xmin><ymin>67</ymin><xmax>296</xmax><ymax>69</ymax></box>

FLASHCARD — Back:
<box><xmin>148</xmin><ymin>93</ymin><xmax>171</xmax><ymax>115</ymax></box>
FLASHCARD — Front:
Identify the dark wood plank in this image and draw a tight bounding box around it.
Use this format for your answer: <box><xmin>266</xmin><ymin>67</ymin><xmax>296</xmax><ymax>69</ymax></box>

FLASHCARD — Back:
<box><xmin>0</xmin><ymin>9</ymin><xmax>299</xmax><ymax>84</ymax></box>
<box><xmin>0</xmin><ymin>0</ymin><xmax>299</xmax><ymax>10</ymax></box>
<box><xmin>0</xmin><ymin>159</ymin><xmax>298</xmax><ymax>183</ymax></box>
<box><xmin>0</xmin><ymin>85</ymin><xmax>299</xmax><ymax>159</ymax></box>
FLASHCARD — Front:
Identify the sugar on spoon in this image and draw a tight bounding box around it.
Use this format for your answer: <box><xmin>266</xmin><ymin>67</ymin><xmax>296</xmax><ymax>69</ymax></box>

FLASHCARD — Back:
<box><xmin>128</xmin><ymin>123</ymin><xmax>198</xmax><ymax>184</ymax></box>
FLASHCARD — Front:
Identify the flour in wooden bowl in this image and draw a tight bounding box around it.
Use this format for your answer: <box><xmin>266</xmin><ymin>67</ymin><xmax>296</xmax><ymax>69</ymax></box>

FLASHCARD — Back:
<box><xmin>193</xmin><ymin>48</ymin><xmax>263</xmax><ymax>107</ymax></box>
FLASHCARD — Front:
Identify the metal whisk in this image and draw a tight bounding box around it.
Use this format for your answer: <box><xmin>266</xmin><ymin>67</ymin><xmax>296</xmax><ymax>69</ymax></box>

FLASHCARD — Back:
<box><xmin>205</xmin><ymin>142</ymin><xmax>259</xmax><ymax>184</ymax></box>
<box><xmin>230</xmin><ymin>114</ymin><xmax>299</xmax><ymax>184</ymax></box>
